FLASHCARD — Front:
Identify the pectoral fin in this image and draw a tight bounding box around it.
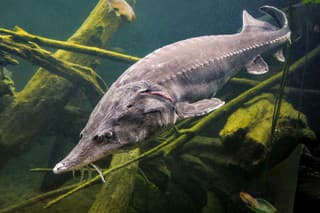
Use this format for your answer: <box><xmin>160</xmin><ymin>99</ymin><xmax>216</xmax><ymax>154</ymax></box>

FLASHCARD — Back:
<box><xmin>176</xmin><ymin>98</ymin><xmax>225</xmax><ymax>119</ymax></box>
<box><xmin>246</xmin><ymin>55</ymin><xmax>269</xmax><ymax>75</ymax></box>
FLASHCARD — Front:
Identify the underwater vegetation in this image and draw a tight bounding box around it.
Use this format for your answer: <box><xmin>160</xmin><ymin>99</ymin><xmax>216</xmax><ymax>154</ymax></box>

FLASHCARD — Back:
<box><xmin>0</xmin><ymin>0</ymin><xmax>319</xmax><ymax>213</ymax></box>
<box><xmin>302</xmin><ymin>0</ymin><xmax>320</xmax><ymax>4</ymax></box>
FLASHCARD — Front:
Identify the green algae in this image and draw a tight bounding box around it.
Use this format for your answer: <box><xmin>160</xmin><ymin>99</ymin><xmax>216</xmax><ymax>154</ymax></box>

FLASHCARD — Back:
<box><xmin>302</xmin><ymin>0</ymin><xmax>320</xmax><ymax>3</ymax></box>
<box><xmin>220</xmin><ymin>93</ymin><xmax>309</xmax><ymax>146</ymax></box>
<box><xmin>219</xmin><ymin>93</ymin><xmax>316</xmax><ymax>168</ymax></box>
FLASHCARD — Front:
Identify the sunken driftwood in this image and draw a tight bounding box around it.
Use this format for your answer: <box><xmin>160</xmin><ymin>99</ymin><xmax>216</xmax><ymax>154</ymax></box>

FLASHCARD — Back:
<box><xmin>174</xmin><ymin>94</ymin><xmax>316</xmax><ymax>212</ymax></box>
<box><xmin>0</xmin><ymin>0</ymin><xmax>140</xmax><ymax>212</ymax></box>
<box><xmin>0</xmin><ymin>0</ymin><xmax>122</xmax><ymax>162</ymax></box>
<box><xmin>89</xmin><ymin>149</ymin><xmax>140</xmax><ymax>213</ymax></box>
<box><xmin>219</xmin><ymin>93</ymin><xmax>316</xmax><ymax>169</ymax></box>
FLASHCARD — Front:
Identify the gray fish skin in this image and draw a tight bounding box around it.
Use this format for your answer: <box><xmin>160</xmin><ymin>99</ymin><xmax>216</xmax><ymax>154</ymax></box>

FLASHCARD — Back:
<box><xmin>53</xmin><ymin>6</ymin><xmax>291</xmax><ymax>174</ymax></box>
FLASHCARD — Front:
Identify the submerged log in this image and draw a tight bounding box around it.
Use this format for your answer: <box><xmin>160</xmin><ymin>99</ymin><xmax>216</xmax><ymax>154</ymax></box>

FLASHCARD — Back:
<box><xmin>89</xmin><ymin>149</ymin><xmax>140</xmax><ymax>213</ymax></box>
<box><xmin>0</xmin><ymin>0</ymin><xmax>140</xmax><ymax>212</ymax></box>
<box><xmin>169</xmin><ymin>94</ymin><xmax>316</xmax><ymax>212</ymax></box>
<box><xmin>219</xmin><ymin>93</ymin><xmax>316</xmax><ymax>170</ymax></box>
<box><xmin>0</xmin><ymin>0</ymin><xmax>122</xmax><ymax>163</ymax></box>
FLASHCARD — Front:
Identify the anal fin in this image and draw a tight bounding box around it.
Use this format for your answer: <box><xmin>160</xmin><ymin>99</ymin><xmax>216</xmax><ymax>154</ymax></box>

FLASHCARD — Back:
<box><xmin>246</xmin><ymin>55</ymin><xmax>269</xmax><ymax>75</ymax></box>
<box><xmin>274</xmin><ymin>49</ymin><xmax>285</xmax><ymax>62</ymax></box>
<box><xmin>176</xmin><ymin>98</ymin><xmax>225</xmax><ymax>119</ymax></box>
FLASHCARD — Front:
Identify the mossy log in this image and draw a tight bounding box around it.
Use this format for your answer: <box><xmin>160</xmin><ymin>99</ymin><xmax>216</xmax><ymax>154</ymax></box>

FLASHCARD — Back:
<box><xmin>89</xmin><ymin>149</ymin><xmax>140</xmax><ymax>213</ymax></box>
<box><xmin>0</xmin><ymin>0</ymin><xmax>122</xmax><ymax>162</ymax></box>
<box><xmin>219</xmin><ymin>93</ymin><xmax>316</xmax><ymax>169</ymax></box>
<box><xmin>0</xmin><ymin>0</ymin><xmax>140</xmax><ymax>212</ymax></box>
<box><xmin>170</xmin><ymin>95</ymin><xmax>315</xmax><ymax>211</ymax></box>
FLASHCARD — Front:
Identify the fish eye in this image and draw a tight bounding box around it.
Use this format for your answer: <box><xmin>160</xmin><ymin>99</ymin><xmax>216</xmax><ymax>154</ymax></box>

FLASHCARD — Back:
<box><xmin>127</xmin><ymin>104</ymin><xmax>133</xmax><ymax>108</ymax></box>
<box><xmin>93</xmin><ymin>135</ymin><xmax>104</xmax><ymax>143</ymax></box>
<box><xmin>79</xmin><ymin>133</ymin><xmax>83</xmax><ymax>139</ymax></box>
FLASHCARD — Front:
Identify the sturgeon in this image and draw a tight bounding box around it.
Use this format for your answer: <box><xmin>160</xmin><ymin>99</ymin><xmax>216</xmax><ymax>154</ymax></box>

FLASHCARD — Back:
<box><xmin>53</xmin><ymin>6</ymin><xmax>291</xmax><ymax>174</ymax></box>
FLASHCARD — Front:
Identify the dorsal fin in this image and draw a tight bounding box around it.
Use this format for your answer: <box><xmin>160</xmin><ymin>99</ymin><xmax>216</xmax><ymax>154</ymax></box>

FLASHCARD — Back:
<box><xmin>241</xmin><ymin>10</ymin><xmax>278</xmax><ymax>33</ymax></box>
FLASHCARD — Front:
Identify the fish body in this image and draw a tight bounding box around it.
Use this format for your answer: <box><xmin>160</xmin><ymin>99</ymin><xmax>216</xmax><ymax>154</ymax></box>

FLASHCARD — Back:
<box><xmin>53</xmin><ymin>6</ymin><xmax>290</xmax><ymax>174</ymax></box>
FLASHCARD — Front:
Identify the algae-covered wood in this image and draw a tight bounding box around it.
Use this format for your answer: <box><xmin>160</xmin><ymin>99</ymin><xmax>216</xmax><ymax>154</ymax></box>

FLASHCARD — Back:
<box><xmin>0</xmin><ymin>0</ymin><xmax>121</xmax><ymax>162</ymax></box>
<box><xmin>220</xmin><ymin>93</ymin><xmax>316</xmax><ymax>168</ymax></box>
<box><xmin>0</xmin><ymin>0</ymin><xmax>139</xmax><ymax>212</ymax></box>
<box><xmin>89</xmin><ymin>149</ymin><xmax>140</xmax><ymax>213</ymax></box>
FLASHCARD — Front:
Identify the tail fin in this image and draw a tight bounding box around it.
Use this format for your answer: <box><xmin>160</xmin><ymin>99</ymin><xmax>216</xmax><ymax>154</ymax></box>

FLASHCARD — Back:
<box><xmin>241</xmin><ymin>6</ymin><xmax>289</xmax><ymax>33</ymax></box>
<box><xmin>259</xmin><ymin>5</ymin><xmax>289</xmax><ymax>30</ymax></box>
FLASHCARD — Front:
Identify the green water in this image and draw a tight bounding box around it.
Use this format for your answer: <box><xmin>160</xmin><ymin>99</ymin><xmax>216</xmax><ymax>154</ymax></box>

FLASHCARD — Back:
<box><xmin>0</xmin><ymin>0</ymin><xmax>319</xmax><ymax>213</ymax></box>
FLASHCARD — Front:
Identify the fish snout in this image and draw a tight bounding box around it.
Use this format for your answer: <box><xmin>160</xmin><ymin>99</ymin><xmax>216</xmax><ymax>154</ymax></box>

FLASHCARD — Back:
<box><xmin>53</xmin><ymin>161</ymin><xmax>70</xmax><ymax>174</ymax></box>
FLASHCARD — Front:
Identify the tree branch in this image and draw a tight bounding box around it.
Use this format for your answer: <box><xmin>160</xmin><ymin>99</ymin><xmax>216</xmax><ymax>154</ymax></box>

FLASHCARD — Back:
<box><xmin>0</xmin><ymin>35</ymin><xmax>106</xmax><ymax>101</ymax></box>
<box><xmin>0</xmin><ymin>26</ymin><xmax>140</xmax><ymax>63</ymax></box>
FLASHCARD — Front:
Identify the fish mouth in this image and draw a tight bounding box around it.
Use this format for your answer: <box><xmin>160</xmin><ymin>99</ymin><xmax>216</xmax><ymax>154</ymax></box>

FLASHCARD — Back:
<box><xmin>53</xmin><ymin>157</ymin><xmax>97</xmax><ymax>174</ymax></box>
<box><xmin>53</xmin><ymin>146</ymin><xmax>123</xmax><ymax>174</ymax></box>
<box><xmin>52</xmin><ymin>156</ymin><xmax>96</xmax><ymax>174</ymax></box>
<box><xmin>53</xmin><ymin>162</ymin><xmax>68</xmax><ymax>174</ymax></box>
<box><xmin>52</xmin><ymin>161</ymin><xmax>83</xmax><ymax>174</ymax></box>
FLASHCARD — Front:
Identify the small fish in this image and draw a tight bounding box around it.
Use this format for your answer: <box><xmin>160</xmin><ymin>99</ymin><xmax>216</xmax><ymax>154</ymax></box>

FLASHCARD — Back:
<box><xmin>240</xmin><ymin>192</ymin><xmax>277</xmax><ymax>213</ymax></box>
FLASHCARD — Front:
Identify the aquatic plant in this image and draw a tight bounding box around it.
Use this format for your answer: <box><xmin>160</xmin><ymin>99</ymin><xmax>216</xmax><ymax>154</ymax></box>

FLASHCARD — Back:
<box><xmin>270</xmin><ymin>0</ymin><xmax>295</xmax><ymax>145</ymax></box>
<box><xmin>0</xmin><ymin>27</ymin><xmax>139</xmax><ymax>63</ymax></box>
<box><xmin>302</xmin><ymin>0</ymin><xmax>320</xmax><ymax>4</ymax></box>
